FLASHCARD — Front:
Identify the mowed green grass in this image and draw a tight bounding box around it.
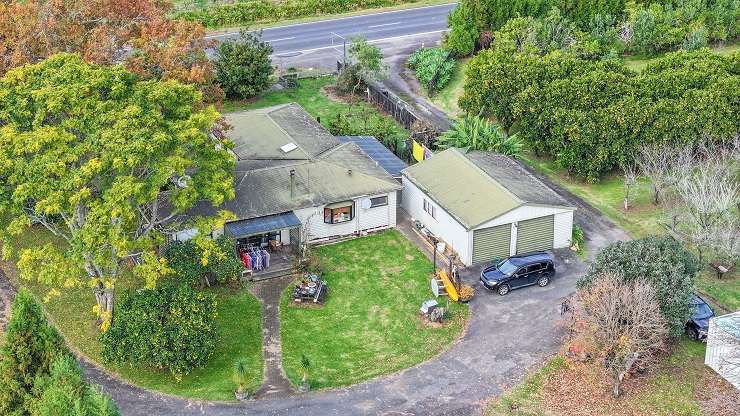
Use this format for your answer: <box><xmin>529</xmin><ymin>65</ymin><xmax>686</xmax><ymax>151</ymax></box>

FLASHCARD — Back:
<box><xmin>280</xmin><ymin>230</ymin><xmax>469</xmax><ymax>389</ymax></box>
<box><xmin>523</xmin><ymin>154</ymin><xmax>664</xmax><ymax>239</ymax></box>
<box><xmin>429</xmin><ymin>57</ymin><xmax>469</xmax><ymax>118</ymax></box>
<box><xmin>221</xmin><ymin>76</ymin><xmax>407</xmax><ymax>138</ymax></box>
<box><xmin>3</xmin><ymin>225</ymin><xmax>263</xmax><ymax>401</ymax></box>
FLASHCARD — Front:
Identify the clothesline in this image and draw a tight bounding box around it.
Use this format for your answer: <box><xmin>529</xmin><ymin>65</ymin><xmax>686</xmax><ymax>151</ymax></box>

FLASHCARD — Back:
<box><xmin>238</xmin><ymin>244</ymin><xmax>270</xmax><ymax>272</ymax></box>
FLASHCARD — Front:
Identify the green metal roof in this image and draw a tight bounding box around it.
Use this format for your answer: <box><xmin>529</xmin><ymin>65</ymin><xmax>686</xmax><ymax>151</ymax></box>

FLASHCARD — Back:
<box><xmin>402</xmin><ymin>148</ymin><xmax>521</xmax><ymax>229</ymax></box>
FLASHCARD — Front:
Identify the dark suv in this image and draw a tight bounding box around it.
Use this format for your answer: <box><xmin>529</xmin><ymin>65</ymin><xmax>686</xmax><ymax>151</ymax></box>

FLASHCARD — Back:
<box><xmin>685</xmin><ymin>294</ymin><xmax>715</xmax><ymax>341</ymax></box>
<box><xmin>480</xmin><ymin>252</ymin><xmax>555</xmax><ymax>296</ymax></box>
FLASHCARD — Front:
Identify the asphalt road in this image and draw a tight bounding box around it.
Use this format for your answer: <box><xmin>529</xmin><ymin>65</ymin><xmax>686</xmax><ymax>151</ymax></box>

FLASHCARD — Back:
<box><xmin>206</xmin><ymin>3</ymin><xmax>457</xmax><ymax>58</ymax></box>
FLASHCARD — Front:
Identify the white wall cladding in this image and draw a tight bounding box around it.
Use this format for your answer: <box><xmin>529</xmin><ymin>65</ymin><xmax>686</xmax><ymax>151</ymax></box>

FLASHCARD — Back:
<box><xmin>553</xmin><ymin>211</ymin><xmax>574</xmax><ymax>248</ymax></box>
<box><xmin>294</xmin><ymin>191</ymin><xmax>395</xmax><ymax>241</ymax></box>
<box><xmin>474</xmin><ymin>205</ymin><xmax>573</xmax><ymax>230</ymax></box>
<box><xmin>401</xmin><ymin>177</ymin><xmax>472</xmax><ymax>264</ymax></box>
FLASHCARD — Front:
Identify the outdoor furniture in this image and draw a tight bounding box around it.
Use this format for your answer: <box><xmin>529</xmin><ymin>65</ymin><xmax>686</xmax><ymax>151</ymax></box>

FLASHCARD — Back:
<box><xmin>292</xmin><ymin>274</ymin><xmax>328</xmax><ymax>304</ymax></box>
<box><xmin>710</xmin><ymin>261</ymin><xmax>733</xmax><ymax>279</ymax></box>
<box><xmin>269</xmin><ymin>240</ymin><xmax>282</xmax><ymax>252</ymax></box>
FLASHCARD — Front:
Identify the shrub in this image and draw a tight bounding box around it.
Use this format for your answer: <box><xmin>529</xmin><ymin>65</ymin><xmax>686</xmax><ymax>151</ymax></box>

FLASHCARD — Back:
<box><xmin>0</xmin><ymin>290</ymin><xmax>68</xmax><ymax>415</ymax></box>
<box><xmin>29</xmin><ymin>355</ymin><xmax>120</xmax><ymax>416</ymax></box>
<box><xmin>101</xmin><ymin>284</ymin><xmax>218</xmax><ymax>377</ymax></box>
<box><xmin>578</xmin><ymin>236</ymin><xmax>701</xmax><ymax>337</ymax></box>
<box><xmin>436</xmin><ymin>115</ymin><xmax>524</xmax><ymax>157</ymax></box>
<box><xmin>164</xmin><ymin>236</ymin><xmax>243</xmax><ymax>287</ymax></box>
<box><xmin>215</xmin><ymin>30</ymin><xmax>273</xmax><ymax>99</ymax></box>
<box><xmin>177</xmin><ymin>0</ymin><xmax>412</xmax><ymax>28</ymax></box>
<box><xmin>0</xmin><ymin>290</ymin><xmax>118</xmax><ymax>416</ymax></box>
<box><xmin>407</xmin><ymin>47</ymin><xmax>455</xmax><ymax>93</ymax></box>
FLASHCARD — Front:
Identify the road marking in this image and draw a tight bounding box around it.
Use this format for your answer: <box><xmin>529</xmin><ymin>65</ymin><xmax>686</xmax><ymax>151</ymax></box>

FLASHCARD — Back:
<box><xmin>267</xmin><ymin>36</ymin><xmax>296</xmax><ymax>42</ymax></box>
<box><xmin>268</xmin><ymin>29</ymin><xmax>448</xmax><ymax>56</ymax></box>
<box><xmin>205</xmin><ymin>2</ymin><xmax>457</xmax><ymax>40</ymax></box>
<box><xmin>368</xmin><ymin>22</ymin><xmax>401</xmax><ymax>29</ymax></box>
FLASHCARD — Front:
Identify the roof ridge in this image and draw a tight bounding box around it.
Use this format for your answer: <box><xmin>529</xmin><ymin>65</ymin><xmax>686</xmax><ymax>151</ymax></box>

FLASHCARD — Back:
<box><xmin>316</xmin><ymin>158</ymin><xmax>401</xmax><ymax>190</ymax></box>
<box><xmin>451</xmin><ymin>148</ymin><xmax>524</xmax><ymax>205</ymax></box>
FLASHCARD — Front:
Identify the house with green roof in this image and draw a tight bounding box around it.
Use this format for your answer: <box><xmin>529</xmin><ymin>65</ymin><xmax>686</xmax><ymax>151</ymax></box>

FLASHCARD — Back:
<box><xmin>175</xmin><ymin>103</ymin><xmax>401</xmax><ymax>276</ymax></box>
<box><xmin>401</xmin><ymin>148</ymin><xmax>575</xmax><ymax>266</ymax></box>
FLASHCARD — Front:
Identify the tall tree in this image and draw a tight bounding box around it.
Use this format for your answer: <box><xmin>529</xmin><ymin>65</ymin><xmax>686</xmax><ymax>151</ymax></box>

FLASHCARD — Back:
<box><xmin>0</xmin><ymin>0</ymin><xmax>221</xmax><ymax>102</ymax></box>
<box><xmin>214</xmin><ymin>30</ymin><xmax>273</xmax><ymax>100</ymax></box>
<box><xmin>0</xmin><ymin>54</ymin><xmax>235</xmax><ymax>329</ymax></box>
<box><xmin>0</xmin><ymin>290</ymin><xmax>68</xmax><ymax>415</ymax></box>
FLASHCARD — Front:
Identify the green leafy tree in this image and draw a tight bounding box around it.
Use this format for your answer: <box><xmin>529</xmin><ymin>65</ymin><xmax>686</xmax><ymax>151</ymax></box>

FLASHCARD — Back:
<box><xmin>0</xmin><ymin>54</ymin><xmax>235</xmax><ymax>329</ymax></box>
<box><xmin>29</xmin><ymin>355</ymin><xmax>119</xmax><ymax>416</ymax></box>
<box><xmin>436</xmin><ymin>116</ymin><xmax>524</xmax><ymax>157</ymax></box>
<box><xmin>578</xmin><ymin>237</ymin><xmax>701</xmax><ymax>337</ymax></box>
<box><xmin>337</xmin><ymin>36</ymin><xmax>385</xmax><ymax>97</ymax></box>
<box><xmin>215</xmin><ymin>29</ymin><xmax>274</xmax><ymax>100</ymax></box>
<box><xmin>101</xmin><ymin>283</ymin><xmax>218</xmax><ymax>377</ymax></box>
<box><xmin>0</xmin><ymin>290</ymin><xmax>68</xmax><ymax>415</ymax></box>
<box><xmin>445</xmin><ymin>3</ymin><xmax>479</xmax><ymax>56</ymax></box>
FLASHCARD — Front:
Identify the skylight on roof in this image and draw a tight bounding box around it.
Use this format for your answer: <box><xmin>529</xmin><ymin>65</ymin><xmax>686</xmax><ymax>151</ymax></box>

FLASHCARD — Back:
<box><xmin>280</xmin><ymin>142</ymin><xmax>298</xmax><ymax>153</ymax></box>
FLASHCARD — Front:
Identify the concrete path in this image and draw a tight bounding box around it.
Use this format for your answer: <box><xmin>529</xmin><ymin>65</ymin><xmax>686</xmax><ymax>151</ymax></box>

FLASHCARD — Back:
<box><xmin>250</xmin><ymin>275</ymin><xmax>296</xmax><ymax>399</ymax></box>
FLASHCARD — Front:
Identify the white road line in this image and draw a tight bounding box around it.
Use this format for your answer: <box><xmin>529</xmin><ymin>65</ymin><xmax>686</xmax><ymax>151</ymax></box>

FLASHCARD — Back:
<box><xmin>368</xmin><ymin>22</ymin><xmax>401</xmax><ymax>29</ymax></box>
<box><xmin>267</xmin><ymin>36</ymin><xmax>296</xmax><ymax>42</ymax></box>
<box><xmin>269</xmin><ymin>29</ymin><xmax>448</xmax><ymax>56</ymax></box>
<box><xmin>205</xmin><ymin>2</ymin><xmax>457</xmax><ymax>40</ymax></box>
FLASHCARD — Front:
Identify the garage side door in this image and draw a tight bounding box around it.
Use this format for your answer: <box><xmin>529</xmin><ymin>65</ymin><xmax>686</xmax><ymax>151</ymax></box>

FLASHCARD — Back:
<box><xmin>516</xmin><ymin>215</ymin><xmax>554</xmax><ymax>254</ymax></box>
<box><xmin>472</xmin><ymin>224</ymin><xmax>511</xmax><ymax>264</ymax></box>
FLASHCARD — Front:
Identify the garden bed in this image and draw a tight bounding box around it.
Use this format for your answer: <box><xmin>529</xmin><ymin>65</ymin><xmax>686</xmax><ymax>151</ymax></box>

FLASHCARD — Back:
<box><xmin>279</xmin><ymin>230</ymin><xmax>469</xmax><ymax>389</ymax></box>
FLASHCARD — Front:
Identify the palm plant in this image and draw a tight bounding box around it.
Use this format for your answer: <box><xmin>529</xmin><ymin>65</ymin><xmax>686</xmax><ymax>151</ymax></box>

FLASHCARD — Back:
<box><xmin>233</xmin><ymin>359</ymin><xmax>250</xmax><ymax>394</ymax></box>
<box><xmin>300</xmin><ymin>354</ymin><xmax>311</xmax><ymax>385</ymax></box>
<box><xmin>436</xmin><ymin>115</ymin><xmax>523</xmax><ymax>157</ymax></box>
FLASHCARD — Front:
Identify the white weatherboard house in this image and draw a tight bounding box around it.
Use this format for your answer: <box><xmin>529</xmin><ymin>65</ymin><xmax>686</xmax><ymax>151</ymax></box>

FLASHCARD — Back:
<box><xmin>177</xmin><ymin>103</ymin><xmax>401</xmax><ymax>250</ymax></box>
<box><xmin>705</xmin><ymin>311</ymin><xmax>740</xmax><ymax>390</ymax></box>
<box><xmin>401</xmin><ymin>148</ymin><xmax>575</xmax><ymax>266</ymax></box>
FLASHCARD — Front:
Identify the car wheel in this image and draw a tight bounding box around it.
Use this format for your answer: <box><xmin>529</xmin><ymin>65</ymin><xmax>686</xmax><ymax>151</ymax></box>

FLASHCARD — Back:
<box><xmin>537</xmin><ymin>276</ymin><xmax>550</xmax><ymax>287</ymax></box>
<box><xmin>497</xmin><ymin>284</ymin><xmax>510</xmax><ymax>296</ymax></box>
<box><xmin>685</xmin><ymin>326</ymin><xmax>699</xmax><ymax>341</ymax></box>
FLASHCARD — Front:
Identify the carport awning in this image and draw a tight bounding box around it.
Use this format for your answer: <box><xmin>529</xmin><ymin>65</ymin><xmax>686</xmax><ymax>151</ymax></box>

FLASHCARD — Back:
<box><xmin>225</xmin><ymin>212</ymin><xmax>301</xmax><ymax>238</ymax></box>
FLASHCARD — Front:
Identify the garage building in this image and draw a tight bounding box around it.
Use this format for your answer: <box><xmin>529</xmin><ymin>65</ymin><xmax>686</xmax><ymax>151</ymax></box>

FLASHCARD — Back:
<box><xmin>401</xmin><ymin>149</ymin><xmax>575</xmax><ymax>266</ymax></box>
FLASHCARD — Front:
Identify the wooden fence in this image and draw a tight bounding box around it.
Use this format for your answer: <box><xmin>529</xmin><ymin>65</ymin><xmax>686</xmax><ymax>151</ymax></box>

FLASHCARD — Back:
<box><xmin>363</xmin><ymin>79</ymin><xmax>422</xmax><ymax>130</ymax></box>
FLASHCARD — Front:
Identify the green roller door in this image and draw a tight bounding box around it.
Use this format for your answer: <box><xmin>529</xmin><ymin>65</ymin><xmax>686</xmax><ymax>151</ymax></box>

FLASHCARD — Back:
<box><xmin>516</xmin><ymin>215</ymin><xmax>554</xmax><ymax>254</ymax></box>
<box><xmin>472</xmin><ymin>224</ymin><xmax>511</xmax><ymax>264</ymax></box>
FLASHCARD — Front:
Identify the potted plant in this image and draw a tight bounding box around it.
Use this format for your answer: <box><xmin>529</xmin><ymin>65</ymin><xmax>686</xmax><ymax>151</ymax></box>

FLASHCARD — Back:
<box><xmin>459</xmin><ymin>284</ymin><xmax>475</xmax><ymax>303</ymax></box>
<box><xmin>233</xmin><ymin>359</ymin><xmax>251</xmax><ymax>401</ymax></box>
<box><xmin>299</xmin><ymin>354</ymin><xmax>311</xmax><ymax>392</ymax></box>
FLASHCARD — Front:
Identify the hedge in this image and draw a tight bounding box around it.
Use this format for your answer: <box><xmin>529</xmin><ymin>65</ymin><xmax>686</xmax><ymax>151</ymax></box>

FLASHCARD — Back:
<box><xmin>176</xmin><ymin>0</ymin><xmax>424</xmax><ymax>28</ymax></box>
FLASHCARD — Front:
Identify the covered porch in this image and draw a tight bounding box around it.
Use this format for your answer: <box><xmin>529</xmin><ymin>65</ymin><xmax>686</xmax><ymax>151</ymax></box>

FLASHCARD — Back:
<box><xmin>226</xmin><ymin>212</ymin><xmax>302</xmax><ymax>280</ymax></box>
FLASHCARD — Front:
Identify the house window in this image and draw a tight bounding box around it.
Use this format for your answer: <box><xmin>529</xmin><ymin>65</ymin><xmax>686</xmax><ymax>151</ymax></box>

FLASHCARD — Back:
<box><xmin>369</xmin><ymin>196</ymin><xmax>388</xmax><ymax>208</ymax></box>
<box><xmin>324</xmin><ymin>202</ymin><xmax>354</xmax><ymax>224</ymax></box>
<box><xmin>423</xmin><ymin>199</ymin><xmax>436</xmax><ymax>219</ymax></box>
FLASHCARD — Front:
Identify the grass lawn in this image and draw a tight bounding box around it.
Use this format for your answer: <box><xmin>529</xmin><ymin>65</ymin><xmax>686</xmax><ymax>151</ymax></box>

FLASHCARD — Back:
<box><xmin>221</xmin><ymin>76</ymin><xmax>407</xmax><ymax>138</ymax></box>
<box><xmin>624</xmin><ymin>42</ymin><xmax>739</xmax><ymax>72</ymax></box>
<box><xmin>280</xmin><ymin>230</ymin><xmax>469</xmax><ymax>389</ymax></box>
<box><xmin>523</xmin><ymin>153</ymin><xmax>664</xmax><ymax>239</ymax></box>
<box><xmin>1</xmin><ymin>226</ymin><xmax>263</xmax><ymax>401</ymax></box>
<box><xmin>486</xmin><ymin>338</ymin><xmax>733</xmax><ymax>416</ymax></box>
<box><xmin>429</xmin><ymin>57</ymin><xmax>469</xmax><ymax>119</ymax></box>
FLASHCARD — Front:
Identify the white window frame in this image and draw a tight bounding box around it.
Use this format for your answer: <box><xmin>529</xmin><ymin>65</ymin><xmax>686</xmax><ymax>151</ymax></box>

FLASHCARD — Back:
<box><xmin>423</xmin><ymin>198</ymin><xmax>436</xmax><ymax>219</ymax></box>
<box><xmin>369</xmin><ymin>195</ymin><xmax>388</xmax><ymax>208</ymax></box>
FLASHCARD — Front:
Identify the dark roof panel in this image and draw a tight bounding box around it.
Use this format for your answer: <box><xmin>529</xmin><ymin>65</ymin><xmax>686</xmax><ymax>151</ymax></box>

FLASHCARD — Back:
<box><xmin>336</xmin><ymin>136</ymin><xmax>407</xmax><ymax>178</ymax></box>
<box><xmin>224</xmin><ymin>211</ymin><xmax>301</xmax><ymax>238</ymax></box>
